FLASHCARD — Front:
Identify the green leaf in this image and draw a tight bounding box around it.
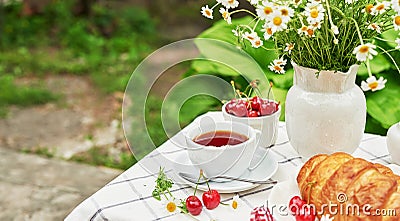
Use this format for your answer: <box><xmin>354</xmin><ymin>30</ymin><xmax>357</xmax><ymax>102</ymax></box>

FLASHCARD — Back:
<box><xmin>190</xmin><ymin>59</ymin><xmax>239</xmax><ymax>76</ymax></box>
<box><xmin>271</xmin><ymin>87</ymin><xmax>288</xmax><ymax>121</ymax></box>
<box><xmin>357</xmin><ymin>54</ymin><xmax>392</xmax><ymax>76</ymax></box>
<box><xmin>365</xmin><ymin>71</ymin><xmax>400</xmax><ymax>129</ymax></box>
<box><xmin>269</xmin><ymin>68</ymin><xmax>294</xmax><ymax>89</ymax></box>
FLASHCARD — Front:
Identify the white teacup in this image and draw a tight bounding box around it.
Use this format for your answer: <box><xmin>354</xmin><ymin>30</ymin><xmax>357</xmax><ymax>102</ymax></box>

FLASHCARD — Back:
<box><xmin>185</xmin><ymin>121</ymin><xmax>261</xmax><ymax>178</ymax></box>
<box><xmin>222</xmin><ymin>100</ymin><xmax>281</xmax><ymax>148</ymax></box>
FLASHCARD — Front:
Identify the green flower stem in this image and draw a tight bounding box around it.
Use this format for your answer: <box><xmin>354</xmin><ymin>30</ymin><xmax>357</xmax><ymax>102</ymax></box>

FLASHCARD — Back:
<box><xmin>348</xmin><ymin>17</ymin><xmax>364</xmax><ymax>45</ymax></box>
<box><xmin>211</xmin><ymin>2</ymin><xmax>221</xmax><ymax>10</ymax></box>
<box><xmin>229</xmin><ymin>9</ymin><xmax>257</xmax><ymax>18</ymax></box>
<box><xmin>366</xmin><ymin>58</ymin><xmax>373</xmax><ymax>77</ymax></box>
<box><xmin>375</xmin><ymin>45</ymin><xmax>400</xmax><ymax>75</ymax></box>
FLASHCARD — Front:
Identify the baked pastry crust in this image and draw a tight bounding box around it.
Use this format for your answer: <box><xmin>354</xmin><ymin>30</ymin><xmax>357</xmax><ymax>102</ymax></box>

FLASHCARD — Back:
<box><xmin>297</xmin><ymin>153</ymin><xmax>400</xmax><ymax>221</ymax></box>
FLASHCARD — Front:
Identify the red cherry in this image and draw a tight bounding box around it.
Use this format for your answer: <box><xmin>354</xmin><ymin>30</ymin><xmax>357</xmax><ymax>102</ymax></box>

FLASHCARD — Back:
<box><xmin>231</xmin><ymin>102</ymin><xmax>247</xmax><ymax>117</ymax></box>
<box><xmin>202</xmin><ymin>189</ymin><xmax>220</xmax><ymax>210</ymax></box>
<box><xmin>247</xmin><ymin>110</ymin><xmax>259</xmax><ymax>117</ymax></box>
<box><xmin>259</xmin><ymin>101</ymin><xmax>278</xmax><ymax>116</ymax></box>
<box><xmin>186</xmin><ymin>195</ymin><xmax>203</xmax><ymax>216</ymax></box>
<box><xmin>289</xmin><ymin>196</ymin><xmax>306</xmax><ymax>215</ymax></box>
<box><xmin>251</xmin><ymin>96</ymin><xmax>263</xmax><ymax>110</ymax></box>
<box><xmin>295</xmin><ymin>205</ymin><xmax>316</xmax><ymax>221</ymax></box>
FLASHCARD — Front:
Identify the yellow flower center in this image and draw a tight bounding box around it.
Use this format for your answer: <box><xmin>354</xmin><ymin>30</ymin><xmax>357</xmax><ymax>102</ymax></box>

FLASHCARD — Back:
<box><xmin>295</xmin><ymin>0</ymin><xmax>301</xmax><ymax>4</ymax></box>
<box><xmin>228</xmin><ymin>0</ymin><xmax>234</xmax><ymax>3</ymax></box>
<box><xmin>307</xmin><ymin>28</ymin><xmax>314</xmax><ymax>36</ymax></box>
<box><xmin>395</xmin><ymin>16</ymin><xmax>400</xmax><ymax>26</ymax></box>
<box><xmin>273</xmin><ymin>16</ymin><xmax>283</xmax><ymax>26</ymax></box>
<box><xmin>247</xmin><ymin>35</ymin><xmax>255</xmax><ymax>40</ymax></box>
<box><xmin>232</xmin><ymin>201</ymin><xmax>238</xmax><ymax>209</ymax></box>
<box><xmin>166</xmin><ymin>202</ymin><xmax>176</xmax><ymax>213</ymax></box>
<box><xmin>368</xmin><ymin>82</ymin><xmax>379</xmax><ymax>90</ymax></box>
<box><xmin>206</xmin><ymin>10</ymin><xmax>211</xmax><ymax>16</ymax></box>
<box><xmin>366</xmin><ymin>4</ymin><xmax>373</xmax><ymax>13</ymax></box>
<box><xmin>274</xmin><ymin>65</ymin><xmax>283</xmax><ymax>71</ymax></box>
<box><xmin>222</xmin><ymin>12</ymin><xmax>229</xmax><ymax>20</ymax></box>
<box><xmin>264</xmin><ymin>7</ymin><xmax>273</xmax><ymax>15</ymax></box>
<box><xmin>376</xmin><ymin>3</ymin><xmax>385</xmax><ymax>11</ymax></box>
<box><xmin>266</xmin><ymin>27</ymin><xmax>273</xmax><ymax>35</ymax></box>
<box><xmin>359</xmin><ymin>45</ymin><xmax>369</xmax><ymax>53</ymax></box>
<box><xmin>310</xmin><ymin>9</ymin><xmax>319</xmax><ymax>18</ymax></box>
<box><xmin>281</xmin><ymin>9</ymin><xmax>289</xmax><ymax>16</ymax></box>
<box><xmin>254</xmin><ymin>40</ymin><xmax>261</xmax><ymax>46</ymax></box>
<box><xmin>301</xmin><ymin>26</ymin><xmax>308</xmax><ymax>31</ymax></box>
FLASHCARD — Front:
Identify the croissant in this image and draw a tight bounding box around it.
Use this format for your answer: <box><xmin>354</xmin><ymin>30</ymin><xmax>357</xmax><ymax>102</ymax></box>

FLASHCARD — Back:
<box><xmin>297</xmin><ymin>152</ymin><xmax>400</xmax><ymax>221</ymax></box>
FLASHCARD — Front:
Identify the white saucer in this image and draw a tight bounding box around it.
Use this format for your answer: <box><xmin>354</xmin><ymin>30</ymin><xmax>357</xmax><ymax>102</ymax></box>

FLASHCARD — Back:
<box><xmin>172</xmin><ymin>147</ymin><xmax>278</xmax><ymax>193</ymax></box>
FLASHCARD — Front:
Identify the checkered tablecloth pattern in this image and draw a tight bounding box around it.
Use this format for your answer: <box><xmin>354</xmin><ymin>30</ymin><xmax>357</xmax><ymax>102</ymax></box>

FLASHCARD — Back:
<box><xmin>65</xmin><ymin>112</ymin><xmax>397</xmax><ymax>221</ymax></box>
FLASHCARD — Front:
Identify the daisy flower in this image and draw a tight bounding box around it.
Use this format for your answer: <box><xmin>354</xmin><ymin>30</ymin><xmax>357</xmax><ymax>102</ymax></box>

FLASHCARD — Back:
<box><xmin>269</xmin><ymin>58</ymin><xmax>287</xmax><ymax>74</ymax></box>
<box><xmin>243</xmin><ymin>31</ymin><xmax>263</xmax><ymax>48</ymax></box>
<box><xmin>262</xmin><ymin>23</ymin><xmax>275</xmax><ymax>40</ymax></box>
<box><xmin>392</xmin><ymin>0</ymin><xmax>400</xmax><ymax>13</ymax></box>
<box><xmin>269</xmin><ymin>11</ymin><xmax>289</xmax><ymax>32</ymax></box>
<box><xmin>284</xmin><ymin>43</ymin><xmax>295</xmax><ymax>54</ymax></box>
<box><xmin>362</xmin><ymin>4</ymin><xmax>374</xmax><ymax>14</ymax></box>
<box><xmin>333</xmin><ymin>38</ymin><xmax>339</xmax><ymax>44</ymax></box>
<box><xmin>251</xmin><ymin>36</ymin><xmax>264</xmax><ymax>48</ymax></box>
<box><xmin>331</xmin><ymin>25</ymin><xmax>339</xmax><ymax>34</ymax></box>
<box><xmin>219</xmin><ymin>8</ymin><xmax>232</xmax><ymax>24</ymax></box>
<box><xmin>201</xmin><ymin>5</ymin><xmax>214</xmax><ymax>19</ymax></box>
<box><xmin>394</xmin><ymin>15</ymin><xmax>400</xmax><ymax>31</ymax></box>
<box><xmin>361</xmin><ymin>76</ymin><xmax>387</xmax><ymax>92</ymax></box>
<box><xmin>305</xmin><ymin>26</ymin><xmax>316</xmax><ymax>37</ymax></box>
<box><xmin>367</xmin><ymin>23</ymin><xmax>382</xmax><ymax>33</ymax></box>
<box><xmin>304</xmin><ymin>2</ymin><xmax>325</xmax><ymax>24</ymax></box>
<box><xmin>352</xmin><ymin>43</ymin><xmax>378</xmax><ymax>61</ymax></box>
<box><xmin>243</xmin><ymin>31</ymin><xmax>259</xmax><ymax>42</ymax></box>
<box><xmin>293</xmin><ymin>0</ymin><xmax>303</xmax><ymax>8</ymax></box>
<box><xmin>162</xmin><ymin>198</ymin><xmax>180</xmax><ymax>214</ymax></box>
<box><xmin>396</xmin><ymin>38</ymin><xmax>400</xmax><ymax>49</ymax></box>
<box><xmin>256</xmin><ymin>1</ymin><xmax>276</xmax><ymax>20</ymax></box>
<box><xmin>320</xmin><ymin>214</ymin><xmax>334</xmax><ymax>221</ymax></box>
<box><xmin>231</xmin><ymin>194</ymin><xmax>240</xmax><ymax>210</ymax></box>
<box><xmin>250</xmin><ymin>0</ymin><xmax>259</xmax><ymax>5</ymax></box>
<box><xmin>298</xmin><ymin>25</ymin><xmax>309</xmax><ymax>35</ymax></box>
<box><xmin>279</xmin><ymin>5</ymin><xmax>295</xmax><ymax>19</ymax></box>
<box><xmin>371</xmin><ymin>1</ymin><xmax>391</xmax><ymax>15</ymax></box>
<box><xmin>312</xmin><ymin>21</ymin><xmax>323</xmax><ymax>29</ymax></box>
<box><xmin>219</xmin><ymin>0</ymin><xmax>240</xmax><ymax>9</ymax></box>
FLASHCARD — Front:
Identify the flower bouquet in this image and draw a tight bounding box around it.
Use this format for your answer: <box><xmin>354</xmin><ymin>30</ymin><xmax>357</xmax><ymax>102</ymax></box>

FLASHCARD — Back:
<box><xmin>201</xmin><ymin>0</ymin><xmax>400</xmax><ymax>91</ymax></box>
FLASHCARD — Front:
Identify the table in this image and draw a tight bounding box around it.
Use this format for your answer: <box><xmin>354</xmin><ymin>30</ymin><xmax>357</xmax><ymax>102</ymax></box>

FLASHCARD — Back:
<box><xmin>66</xmin><ymin>112</ymin><xmax>397</xmax><ymax>221</ymax></box>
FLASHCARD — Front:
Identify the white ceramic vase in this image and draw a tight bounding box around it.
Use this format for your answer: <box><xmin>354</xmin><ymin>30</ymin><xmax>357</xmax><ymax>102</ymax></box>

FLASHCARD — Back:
<box><xmin>286</xmin><ymin>62</ymin><xmax>366</xmax><ymax>160</ymax></box>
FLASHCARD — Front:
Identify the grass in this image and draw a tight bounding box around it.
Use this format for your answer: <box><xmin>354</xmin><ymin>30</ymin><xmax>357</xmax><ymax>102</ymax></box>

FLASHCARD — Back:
<box><xmin>69</xmin><ymin>147</ymin><xmax>137</xmax><ymax>170</ymax></box>
<box><xmin>0</xmin><ymin>75</ymin><xmax>58</xmax><ymax>117</ymax></box>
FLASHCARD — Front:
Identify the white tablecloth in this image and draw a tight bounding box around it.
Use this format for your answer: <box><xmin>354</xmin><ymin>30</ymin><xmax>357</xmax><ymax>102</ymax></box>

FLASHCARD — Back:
<box><xmin>65</xmin><ymin>112</ymin><xmax>397</xmax><ymax>221</ymax></box>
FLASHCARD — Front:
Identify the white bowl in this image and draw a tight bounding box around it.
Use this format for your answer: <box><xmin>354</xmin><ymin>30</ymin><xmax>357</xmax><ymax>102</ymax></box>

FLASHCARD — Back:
<box><xmin>222</xmin><ymin>99</ymin><xmax>281</xmax><ymax>148</ymax></box>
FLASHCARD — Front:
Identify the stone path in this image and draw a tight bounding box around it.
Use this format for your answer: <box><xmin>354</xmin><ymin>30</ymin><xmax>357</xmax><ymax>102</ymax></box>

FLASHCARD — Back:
<box><xmin>0</xmin><ymin>147</ymin><xmax>121</xmax><ymax>221</ymax></box>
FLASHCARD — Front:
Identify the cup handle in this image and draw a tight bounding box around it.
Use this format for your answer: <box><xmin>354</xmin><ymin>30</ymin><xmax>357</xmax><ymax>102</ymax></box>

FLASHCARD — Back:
<box><xmin>248</xmin><ymin>129</ymin><xmax>267</xmax><ymax>171</ymax></box>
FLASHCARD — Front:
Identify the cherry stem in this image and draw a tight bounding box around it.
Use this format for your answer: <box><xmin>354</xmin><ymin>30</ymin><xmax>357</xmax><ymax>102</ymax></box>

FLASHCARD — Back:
<box><xmin>267</xmin><ymin>82</ymin><xmax>273</xmax><ymax>100</ymax></box>
<box><xmin>193</xmin><ymin>170</ymin><xmax>202</xmax><ymax>196</ymax></box>
<box><xmin>220</xmin><ymin>202</ymin><xmax>229</xmax><ymax>206</ymax></box>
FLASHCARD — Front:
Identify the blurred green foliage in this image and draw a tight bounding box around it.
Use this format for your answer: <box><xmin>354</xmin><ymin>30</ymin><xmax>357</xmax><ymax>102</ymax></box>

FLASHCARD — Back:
<box><xmin>0</xmin><ymin>0</ymin><xmax>157</xmax><ymax>93</ymax></box>
<box><xmin>0</xmin><ymin>1</ymin><xmax>159</xmax><ymax>168</ymax></box>
<box><xmin>185</xmin><ymin>17</ymin><xmax>400</xmax><ymax>135</ymax></box>
<box><xmin>0</xmin><ymin>75</ymin><xmax>58</xmax><ymax>117</ymax></box>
